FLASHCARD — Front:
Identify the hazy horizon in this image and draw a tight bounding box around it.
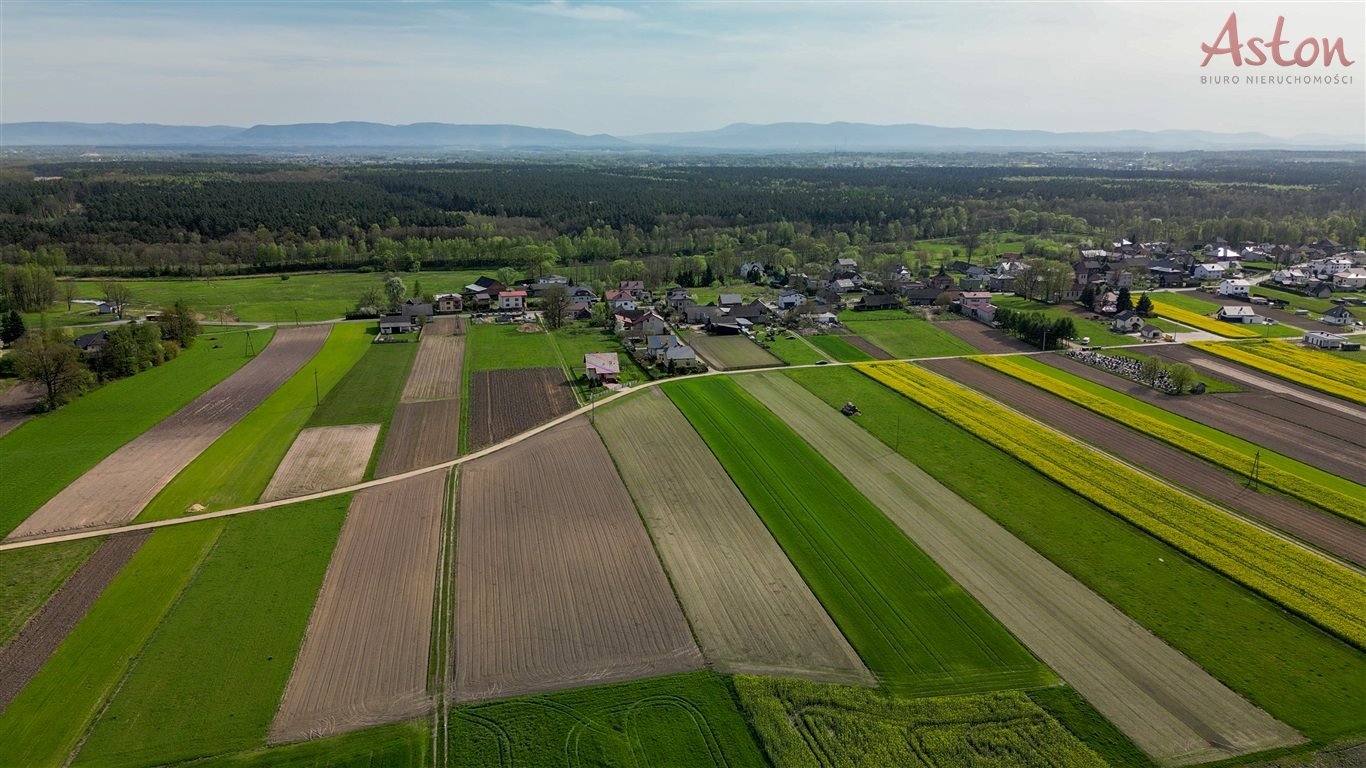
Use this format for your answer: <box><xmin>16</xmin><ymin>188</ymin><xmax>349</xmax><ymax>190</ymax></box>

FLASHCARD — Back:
<box><xmin>3</xmin><ymin>1</ymin><xmax>1364</xmax><ymax>140</ymax></box>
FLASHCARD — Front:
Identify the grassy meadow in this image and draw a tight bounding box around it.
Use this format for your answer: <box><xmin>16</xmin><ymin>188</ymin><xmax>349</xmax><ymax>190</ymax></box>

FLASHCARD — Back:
<box><xmin>467</xmin><ymin>321</ymin><xmax>560</xmax><ymax>370</ymax></box>
<box><xmin>810</xmin><ymin>333</ymin><xmax>875</xmax><ymax>362</ymax></box>
<box><xmin>838</xmin><ymin>310</ymin><xmax>979</xmax><ymax>358</ymax></box>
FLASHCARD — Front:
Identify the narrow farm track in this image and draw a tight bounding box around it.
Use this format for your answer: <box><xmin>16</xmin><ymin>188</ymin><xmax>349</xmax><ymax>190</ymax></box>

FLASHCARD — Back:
<box><xmin>595</xmin><ymin>389</ymin><xmax>873</xmax><ymax>686</ymax></box>
<box><xmin>1041</xmin><ymin>354</ymin><xmax>1366</xmax><ymax>484</ymax></box>
<box><xmin>5</xmin><ymin>325</ymin><xmax>331</xmax><ymax>542</ymax></box>
<box><xmin>0</xmin><ymin>531</ymin><xmax>149</xmax><ymax>713</ymax></box>
<box><xmin>738</xmin><ymin>373</ymin><xmax>1302</xmax><ymax>766</ymax></box>
<box><xmin>453</xmin><ymin>417</ymin><xmax>703</xmax><ymax>703</ymax></box>
<box><xmin>927</xmin><ymin>358</ymin><xmax>1366</xmax><ymax>568</ymax></box>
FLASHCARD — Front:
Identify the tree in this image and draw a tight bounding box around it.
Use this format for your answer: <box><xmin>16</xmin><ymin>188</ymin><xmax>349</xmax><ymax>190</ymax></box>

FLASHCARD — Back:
<box><xmin>1117</xmin><ymin>287</ymin><xmax>1133</xmax><ymax>312</ymax></box>
<box><xmin>541</xmin><ymin>285</ymin><xmax>569</xmax><ymax>331</ymax></box>
<box><xmin>355</xmin><ymin>285</ymin><xmax>382</xmax><ymax>315</ymax></box>
<box><xmin>1</xmin><ymin>310</ymin><xmax>25</xmax><ymax>345</ymax></box>
<box><xmin>158</xmin><ymin>299</ymin><xmax>200</xmax><ymax>347</ymax></box>
<box><xmin>13</xmin><ymin>330</ymin><xmax>94</xmax><ymax>409</ymax></box>
<box><xmin>1136</xmin><ymin>292</ymin><xmax>1154</xmax><ymax>316</ymax></box>
<box><xmin>1078</xmin><ymin>285</ymin><xmax>1096</xmax><ymax>311</ymax></box>
<box><xmin>62</xmin><ymin>282</ymin><xmax>78</xmax><ymax>311</ymax></box>
<box><xmin>1167</xmin><ymin>363</ymin><xmax>1196</xmax><ymax>394</ymax></box>
<box><xmin>590</xmin><ymin>300</ymin><xmax>614</xmax><ymax>330</ymax></box>
<box><xmin>1138</xmin><ymin>355</ymin><xmax>1164</xmax><ymax>384</ymax></box>
<box><xmin>495</xmin><ymin>267</ymin><xmax>519</xmax><ymax>289</ymax></box>
<box><xmin>383</xmin><ymin>276</ymin><xmax>406</xmax><ymax>313</ymax></box>
<box><xmin>100</xmin><ymin>282</ymin><xmax>134</xmax><ymax>316</ymax></box>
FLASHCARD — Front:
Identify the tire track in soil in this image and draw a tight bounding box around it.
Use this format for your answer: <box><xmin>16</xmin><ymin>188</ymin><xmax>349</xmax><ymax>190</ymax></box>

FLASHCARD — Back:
<box><xmin>926</xmin><ymin>358</ymin><xmax>1366</xmax><ymax>568</ymax></box>
<box><xmin>0</xmin><ymin>531</ymin><xmax>149</xmax><ymax>713</ymax></box>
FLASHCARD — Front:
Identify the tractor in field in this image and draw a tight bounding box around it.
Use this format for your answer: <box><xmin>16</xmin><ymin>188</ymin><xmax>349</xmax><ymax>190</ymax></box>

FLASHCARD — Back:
<box><xmin>841</xmin><ymin>401</ymin><xmax>861</xmax><ymax>417</ymax></box>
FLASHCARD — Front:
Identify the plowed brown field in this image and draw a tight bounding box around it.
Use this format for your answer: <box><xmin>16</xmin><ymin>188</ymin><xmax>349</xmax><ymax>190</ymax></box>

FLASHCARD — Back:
<box><xmin>928</xmin><ymin>358</ymin><xmax>1366</xmax><ymax>566</ymax></box>
<box><xmin>842</xmin><ymin>335</ymin><xmax>894</xmax><ymax>359</ymax></box>
<box><xmin>401</xmin><ymin>325</ymin><xmax>465</xmax><ymax>403</ymax></box>
<box><xmin>375</xmin><ymin>400</ymin><xmax>459</xmax><ymax>477</ymax></box>
<box><xmin>260</xmin><ymin>424</ymin><xmax>380</xmax><ymax>502</ymax></box>
<box><xmin>269</xmin><ymin>471</ymin><xmax>447</xmax><ymax>742</ymax></box>
<box><xmin>934</xmin><ymin>318</ymin><xmax>1037</xmax><ymax>354</ymax></box>
<box><xmin>0</xmin><ymin>382</ymin><xmax>40</xmax><ymax>439</ymax></box>
<box><xmin>595</xmin><ymin>389</ymin><xmax>872</xmax><ymax>685</ymax></box>
<box><xmin>467</xmin><ymin>367</ymin><xmax>576</xmax><ymax>450</ymax></box>
<box><xmin>739</xmin><ymin>373</ymin><xmax>1301</xmax><ymax>766</ymax></box>
<box><xmin>452</xmin><ymin>417</ymin><xmax>702</xmax><ymax>702</ymax></box>
<box><xmin>6</xmin><ymin>325</ymin><xmax>330</xmax><ymax>541</ymax></box>
<box><xmin>0</xmin><ymin>531</ymin><xmax>148</xmax><ymax>712</ymax></box>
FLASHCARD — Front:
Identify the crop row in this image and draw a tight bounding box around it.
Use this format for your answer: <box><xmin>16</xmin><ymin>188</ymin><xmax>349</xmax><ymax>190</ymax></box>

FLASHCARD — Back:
<box><xmin>1192</xmin><ymin>341</ymin><xmax>1366</xmax><ymax>406</ymax></box>
<box><xmin>1149</xmin><ymin>300</ymin><xmax>1262</xmax><ymax>338</ymax></box>
<box><xmin>976</xmin><ymin>355</ymin><xmax>1366</xmax><ymax>525</ymax></box>
<box><xmin>857</xmin><ymin>361</ymin><xmax>1366</xmax><ymax>649</ymax></box>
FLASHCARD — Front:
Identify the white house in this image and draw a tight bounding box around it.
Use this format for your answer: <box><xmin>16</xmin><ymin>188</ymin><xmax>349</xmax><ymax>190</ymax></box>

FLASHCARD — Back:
<box><xmin>1304</xmin><ymin>331</ymin><xmax>1347</xmax><ymax>349</ymax></box>
<box><xmin>738</xmin><ymin>262</ymin><xmax>765</xmax><ymax>278</ymax></box>
<box><xmin>1332</xmin><ymin>269</ymin><xmax>1366</xmax><ymax>290</ymax></box>
<box><xmin>1194</xmin><ymin>263</ymin><xmax>1228</xmax><ymax>281</ymax></box>
<box><xmin>1217</xmin><ymin>305</ymin><xmax>1260</xmax><ymax>324</ymax></box>
<box><xmin>498</xmin><ymin>290</ymin><xmax>527</xmax><ymax>311</ymax></box>
<box><xmin>1310</xmin><ymin>258</ymin><xmax>1353</xmax><ymax>278</ymax></box>
<box><xmin>1111</xmin><ymin>310</ymin><xmax>1145</xmax><ymax>333</ymax></box>
<box><xmin>1218</xmin><ymin>279</ymin><xmax>1252</xmax><ymax>297</ymax></box>
<box><xmin>1321</xmin><ymin>305</ymin><xmax>1356</xmax><ymax>326</ymax></box>
<box><xmin>776</xmin><ymin>291</ymin><xmax>806</xmax><ymax>311</ymax></box>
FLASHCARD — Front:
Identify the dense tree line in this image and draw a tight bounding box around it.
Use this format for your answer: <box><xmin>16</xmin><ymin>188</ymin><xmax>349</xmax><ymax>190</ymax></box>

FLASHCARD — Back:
<box><xmin>0</xmin><ymin>158</ymin><xmax>1360</xmax><ymax>277</ymax></box>
<box><xmin>993</xmin><ymin>307</ymin><xmax>1076</xmax><ymax>349</ymax></box>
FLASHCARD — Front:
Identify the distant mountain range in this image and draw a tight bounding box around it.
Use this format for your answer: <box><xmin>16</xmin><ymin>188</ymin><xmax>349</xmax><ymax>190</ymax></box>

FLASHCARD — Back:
<box><xmin>2</xmin><ymin>120</ymin><xmax>1360</xmax><ymax>152</ymax></box>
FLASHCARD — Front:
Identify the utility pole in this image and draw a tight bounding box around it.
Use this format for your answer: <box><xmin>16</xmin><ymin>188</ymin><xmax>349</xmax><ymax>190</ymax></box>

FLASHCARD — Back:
<box><xmin>1246</xmin><ymin>449</ymin><xmax>1261</xmax><ymax>491</ymax></box>
<box><xmin>244</xmin><ymin>330</ymin><xmax>255</xmax><ymax>358</ymax></box>
<box><xmin>314</xmin><ymin>369</ymin><xmax>320</xmax><ymax>407</ymax></box>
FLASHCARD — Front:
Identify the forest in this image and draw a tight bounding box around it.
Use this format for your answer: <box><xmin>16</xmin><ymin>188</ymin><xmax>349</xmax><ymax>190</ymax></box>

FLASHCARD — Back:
<box><xmin>0</xmin><ymin>154</ymin><xmax>1361</xmax><ymax>278</ymax></box>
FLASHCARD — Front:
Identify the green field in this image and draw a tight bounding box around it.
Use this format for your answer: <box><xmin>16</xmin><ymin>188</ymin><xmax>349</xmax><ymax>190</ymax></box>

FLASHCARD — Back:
<box><xmin>665</xmin><ymin>377</ymin><xmax>1054</xmax><ymax>697</ymax></box>
<box><xmin>735</xmin><ymin>676</ymin><xmax>1106</xmax><ymax>768</ymax></box>
<box><xmin>1027</xmin><ymin>687</ymin><xmax>1157</xmax><ymax>768</ymax></box>
<box><xmin>191</xmin><ymin>721</ymin><xmax>429</xmax><ymax>768</ymax></box>
<box><xmin>307</xmin><ymin>339</ymin><xmax>417</xmax><ymax>477</ymax></box>
<box><xmin>0</xmin><ymin>328</ymin><xmax>275</xmax><ymax>537</ymax></box>
<box><xmin>786</xmin><ymin>366</ymin><xmax>1366</xmax><ymax>743</ymax></box>
<box><xmin>1080</xmin><ymin>348</ymin><xmax>1242</xmax><ymax>393</ymax></box>
<box><xmin>0</xmin><ymin>538</ymin><xmax>100</xmax><ymax>647</ymax></box>
<box><xmin>839</xmin><ymin>310</ymin><xmax>979</xmax><ymax>358</ymax></box>
<box><xmin>810</xmin><ymin>333</ymin><xmax>874</xmax><ymax>362</ymax></box>
<box><xmin>447</xmin><ymin>672</ymin><xmax>767</xmax><ymax>767</ymax></box>
<box><xmin>991</xmin><ymin>296</ymin><xmax>1133</xmax><ymax>347</ymax></box>
<box><xmin>1007</xmin><ymin>355</ymin><xmax>1365</xmax><ymax>511</ymax></box>
<box><xmin>137</xmin><ymin>323</ymin><xmax>373</xmax><ymax>521</ymax></box>
<box><xmin>0</xmin><ymin>521</ymin><xmax>225</xmax><ymax>766</ymax></box>
<box><xmin>74</xmin><ymin>498</ymin><xmax>350</xmax><ymax>768</ymax></box>
<box><xmin>66</xmin><ymin>270</ymin><xmax>489</xmax><ymax>322</ymax></box>
<box><xmin>761</xmin><ymin>332</ymin><xmax>829</xmax><ymax>365</ymax></box>
<box><xmin>1252</xmin><ymin>285</ymin><xmax>1337</xmax><ymax>314</ymax></box>
<box><xmin>547</xmin><ymin>322</ymin><xmax>650</xmax><ymax>400</ymax></box>
<box><xmin>467</xmin><ymin>321</ymin><xmax>560</xmax><ymax>370</ymax></box>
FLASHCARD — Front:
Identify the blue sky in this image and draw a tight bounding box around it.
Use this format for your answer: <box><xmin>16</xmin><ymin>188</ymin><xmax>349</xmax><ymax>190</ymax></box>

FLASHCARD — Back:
<box><xmin>3</xmin><ymin>1</ymin><xmax>1362</xmax><ymax>138</ymax></box>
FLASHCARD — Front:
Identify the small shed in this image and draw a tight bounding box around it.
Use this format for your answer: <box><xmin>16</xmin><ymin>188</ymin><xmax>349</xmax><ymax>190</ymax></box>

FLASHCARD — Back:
<box><xmin>1139</xmin><ymin>324</ymin><xmax>1166</xmax><ymax>341</ymax></box>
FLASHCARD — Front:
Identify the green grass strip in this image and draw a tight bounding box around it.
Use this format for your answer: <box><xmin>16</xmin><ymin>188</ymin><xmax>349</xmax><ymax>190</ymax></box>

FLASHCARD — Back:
<box><xmin>786</xmin><ymin>366</ymin><xmax>1366</xmax><ymax>742</ymax></box>
<box><xmin>979</xmin><ymin>355</ymin><xmax>1366</xmax><ymax>525</ymax></box>
<box><xmin>1192</xmin><ymin>341</ymin><xmax>1366</xmax><ymax>406</ymax></box>
<box><xmin>0</xmin><ymin>539</ymin><xmax>101</xmax><ymax>647</ymax></box>
<box><xmin>137</xmin><ymin>323</ymin><xmax>373</xmax><ymax>521</ymax></box>
<box><xmin>73</xmin><ymin>498</ymin><xmax>351</xmax><ymax>768</ymax></box>
<box><xmin>809</xmin><ymin>334</ymin><xmax>874</xmax><ymax>362</ymax></box>
<box><xmin>0</xmin><ymin>522</ymin><xmax>224</xmax><ymax>766</ymax></box>
<box><xmin>860</xmin><ymin>361</ymin><xmax>1366</xmax><ymax>649</ymax></box>
<box><xmin>308</xmin><ymin>341</ymin><xmax>418</xmax><ymax>427</ymax></box>
<box><xmin>0</xmin><ymin>329</ymin><xmax>275</xmax><ymax>537</ymax></box>
<box><xmin>839</xmin><ymin>313</ymin><xmax>978</xmax><ymax>358</ymax></box>
<box><xmin>189</xmin><ymin>720</ymin><xmax>430</xmax><ymax>768</ymax></box>
<box><xmin>664</xmin><ymin>377</ymin><xmax>1054</xmax><ymax>697</ymax></box>
<box><xmin>468</xmin><ymin>322</ymin><xmax>560</xmax><ymax>371</ymax></box>
<box><xmin>762</xmin><ymin>333</ymin><xmax>829</xmax><ymax>365</ymax></box>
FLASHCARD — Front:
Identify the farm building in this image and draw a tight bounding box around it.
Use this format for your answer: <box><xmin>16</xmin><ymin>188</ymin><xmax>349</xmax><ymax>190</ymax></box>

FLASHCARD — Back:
<box><xmin>96</xmin><ymin>301</ymin><xmax>117</xmax><ymax>315</ymax></box>
<box><xmin>401</xmin><ymin>298</ymin><xmax>433</xmax><ymax>319</ymax></box>
<box><xmin>1304</xmin><ymin>331</ymin><xmax>1347</xmax><ymax>349</ymax></box>
<box><xmin>856</xmin><ymin>294</ymin><xmax>900</xmax><ymax>311</ymax></box>
<box><xmin>498</xmin><ymin>290</ymin><xmax>527</xmax><ymax>311</ymax></box>
<box><xmin>379</xmin><ymin>315</ymin><xmax>416</xmax><ymax>334</ymax></box>
<box><xmin>1321</xmin><ymin>305</ymin><xmax>1356</xmax><ymax>326</ymax></box>
<box><xmin>1140</xmin><ymin>324</ymin><xmax>1166</xmax><ymax>341</ymax></box>
<box><xmin>901</xmin><ymin>287</ymin><xmax>945</xmax><ymax>306</ymax></box>
<box><xmin>683</xmin><ymin>304</ymin><xmax>721</xmax><ymax>325</ymax></box>
<box><xmin>1111</xmin><ymin>310</ymin><xmax>1145</xmax><ymax>333</ymax></box>
<box><xmin>1217</xmin><ymin>306</ymin><xmax>1261</xmax><ymax>324</ymax></box>
<box><xmin>73</xmin><ymin>330</ymin><xmax>110</xmax><ymax>353</ymax></box>
<box><xmin>1332</xmin><ymin>269</ymin><xmax>1366</xmax><ymax>290</ymax></box>
<box><xmin>776</xmin><ymin>290</ymin><xmax>805</xmax><ymax>310</ymax></box>
<box><xmin>718</xmin><ymin>293</ymin><xmax>743</xmax><ymax>308</ymax></box>
<box><xmin>435</xmin><ymin>294</ymin><xmax>464</xmax><ymax>314</ymax></box>
<box><xmin>1218</xmin><ymin>279</ymin><xmax>1252</xmax><ymax>297</ymax></box>
<box><xmin>584</xmin><ymin>352</ymin><xmax>620</xmax><ymax>384</ymax></box>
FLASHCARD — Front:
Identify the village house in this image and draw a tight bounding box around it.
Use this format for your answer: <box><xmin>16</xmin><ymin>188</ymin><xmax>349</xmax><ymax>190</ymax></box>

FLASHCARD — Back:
<box><xmin>1332</xmin><ymin>269</ymin><xmax>1366</xmax><ymax>290</ymax></box>
<box><xmin>537</xmin><ymin>274</ymin><xmax>570</xmax><ymax>285</ymax></box>
<box><xmin>618</xmin><ymin>280</ymin><xmax>647</xmax><ymax>299</ymax></box>
<box><xmin>957</xmin><ymin>291</ymin><xmax>995</xmax><ymax>324</ymax></box>
<box><xmin>718</xmin><ymin>293</ymin><xmax>743</xmax><ymax>308</ymax></box>
<box><xmin>401</xmin><ymin>298</ymin><xmax>433</xmax><ymax>319</ymax></box>
<box><xmin>1193</xmin><ymin>262</ymin><xmax>1229</xmax><ymax>281</ymax></box>
<box><xmin>900</xmin><ymin>287</ymin><xmax>944</xmax><ymax>306</ymax></box>
<box><xmin>567</xmin><ymin>285</ymin><xmax>597</xmax><ymax>301</ymax></box>
<box><xmin>74</xmin><ymin>330</ymin><xmax>109</xmax><ymax>353</ymax></box>
<box><xmin>727</xmin><ymin>299</ymin><xmax>775</xmax><ymax>326</ymax></box>
<box><xmin>563</xmin><ymin>300</ymin><xmax>593</xmax><ymax>322</ymax></box>
<box><xmin>379</xmin><ymin>314</ymin><xmax>416</xmax><ymax>334</ymax></box>
<box><xmin>435</xmin><ymin>293</ymin><xmax>464</xmax><ymax>314</ymax></box>
<box><xmin>1147</xmin><ymin>261</ymin><xmax>1186</xmax><ymax>288</ymax></box>
<box><xmin>1217</xmin><ymin>305</ymin><xmax>1261</xmax><ymax>324</ymax></box>
<box><xmin>666</xmin><ymin>288</ymin><xmax>693</xmax><ymax>310</ymax></box>
<box><xmin>584</xmin><ymin>352</ymin><xmax>620</xmax><ymax>385</ymax></box>
<box><xmin>604</xmin><ymin>290</ymin><xmax>637</xmax><ymax>311</ymax></box>
<box><xmin>831</xmin><ymin>278</ymin><xmax>860</xmax><ymax>294</ymax></box>
<box><xmin>616</xmin><ymin>309</ymin><xmax>668</xmax><ymax>339</ymax></box>
<box><xmin>497</xmin><ymin>290</ymin><xmax>527</xmax><ymax>311</ymax></box>
<box><xmin>1218</xmin><ymin>279</ymin><xmax>1252</xmax><ymax>298</ymax></box>
<box><xmin>776</xmin><ymin>290</ymin><xmax>806</xmax><ymax>311</ymax></box>
<box><xmin>927</xmin><ymin>268</ymin><xmax>957</xmax><ymax>291</ymax></box>
<box><xmin>1321</xmin><ymin>305</ymin><xmax>1356</xmax><ymax>326</ymax></box>
<box><xmin>835</xmin><ymin>257</ymin><xmax>859</xmax><ymax>271</ymax></box>
<box><xmin>1111</xmin><ymin>310</ymin><xmax>1145</xmax><ymax>333</ymax></box>
<box><xmin>97</xmin><ymin>301</ymin><xmax>117</xmax><ymax>315</ymax></box>
<box><xmin>1305</xmin><ymin>282</ymin><xmax>1335</xmax><ymax>300</ymax></box>
<box><xmin>683</xmin><ymin>304</ymin><xmax>721</xmax><ymax>325</ymax></box>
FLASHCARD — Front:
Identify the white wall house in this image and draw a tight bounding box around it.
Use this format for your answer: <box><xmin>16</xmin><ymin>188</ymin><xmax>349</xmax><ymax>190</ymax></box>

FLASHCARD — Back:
<box><xmin>1218</xmin><ymin>279</ymin><xmax>1251</xmax><ymax>297</ymax></box>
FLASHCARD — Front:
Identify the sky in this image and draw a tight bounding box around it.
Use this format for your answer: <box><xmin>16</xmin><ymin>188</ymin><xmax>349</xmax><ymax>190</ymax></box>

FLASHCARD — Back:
<box><xmin>2</xmin><ymin>1</ymin><xmax>1363</xmax><ymax>139</ymax></box>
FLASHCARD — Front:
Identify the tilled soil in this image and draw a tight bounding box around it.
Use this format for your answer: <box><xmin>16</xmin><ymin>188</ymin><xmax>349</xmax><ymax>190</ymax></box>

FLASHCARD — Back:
<box><xmin>933</xmin><ymin>319</ymin><xmax>1037</xmax><ymax>355</ymax></box>
<box><xmin>0</xmin><ymin>531</ymin><xmax>149</xmax><ymax>713</ymax></box>
<box><xmin>452</xmin><ymin>417</ymin><xmax>703</xmax><ymax>702</ymax></box>
<box><xmin>374</xmin><ymin>400</ymin><xmax>459</xmax><ymax>477</ymax></box>
<box><xmin>467</xmin><ymin>367</ymin><xmax>577</xmax><ymax>450</ymax></box>
<box><xmin>927</xmin><ymin>358</ymin><xmax>1366</xmax><ymax>567</ymax></box>
<box><xmin>841</xmin><ymin>335</ymin><xmax>895</xmax><ymax>360</ymax></box>
<box><xmin>740</xmin><ymin>372</ymin><xmax>1302</xmax><ymax>766</ymax></box>
<box><xmin>6</xmin><ymin>325</ymin><xmax>330</xmax><ymax>541</ymax></box>
<box><xmin>0</xmin><ymin>382</ymin><xmax>41</xmax><ymax>439</ymax></box>
<box><xmin>260</xmin><ymin>424</ymin><xmax>380</xmax><ymax>502</ymax></box>
<box><xmin>401</xmin><ymin>328</ymin><xmax>465</xmax><ymax>403</ymax></box>
<box><xmin>1041</xmin><ymin>353</ymin><xmax>1366</xmax><ymax>484</ymax></box>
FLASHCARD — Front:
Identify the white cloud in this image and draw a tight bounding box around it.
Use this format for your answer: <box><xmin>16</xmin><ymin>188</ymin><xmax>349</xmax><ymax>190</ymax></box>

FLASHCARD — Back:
<box><xmin>518</xmin><ymin>1</ymin><xmax>638</xmax><ymax>22</ymax></box>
